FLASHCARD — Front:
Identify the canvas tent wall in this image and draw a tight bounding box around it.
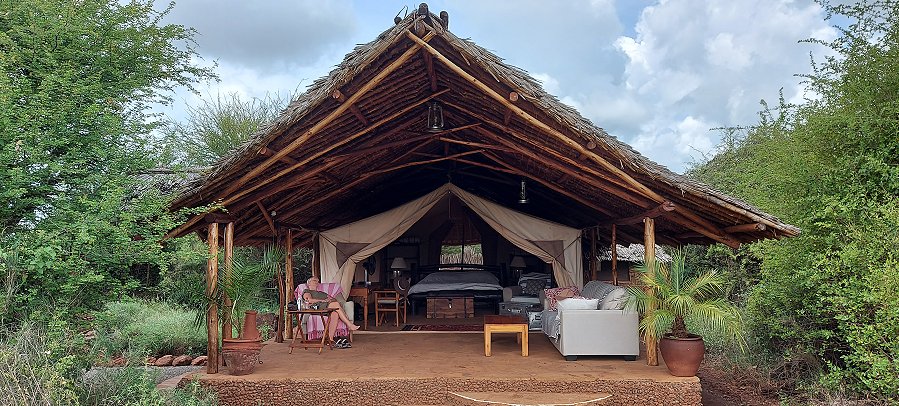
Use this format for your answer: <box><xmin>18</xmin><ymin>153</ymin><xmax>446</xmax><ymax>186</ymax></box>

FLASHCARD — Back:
<box><xmin>318</xmin><ymin>183</ymin><xmax>582</xmax><ymax>295</ymax></box>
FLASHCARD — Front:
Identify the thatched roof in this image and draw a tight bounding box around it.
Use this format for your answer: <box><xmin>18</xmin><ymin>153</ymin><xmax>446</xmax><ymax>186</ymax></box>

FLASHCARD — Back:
<box><xmin>166</xmin><ymin>5</ymin><xmax>799</xmax><ymax>248</ymax></box>
<box><xmin>597</xmin><ymin>244</ymin><xmax>671</xmax><ymax>263</ymax></box>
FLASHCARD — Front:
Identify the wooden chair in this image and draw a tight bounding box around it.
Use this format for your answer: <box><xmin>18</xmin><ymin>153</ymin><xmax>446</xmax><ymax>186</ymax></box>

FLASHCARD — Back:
<box><xmin>374</xmin><ymin>290</ymin><xmax>407</xmax><ymax>327</ymax></box>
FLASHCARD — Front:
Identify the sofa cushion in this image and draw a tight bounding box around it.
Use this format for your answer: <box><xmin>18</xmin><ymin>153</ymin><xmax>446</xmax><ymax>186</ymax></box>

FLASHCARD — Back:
<box><xmin>544</xmin><ymin>286</ymin><xmax>581</xmax><ymax>310</ymax></box>
<box><xmin>600</xmin><ymin>287</ymin><xmax>629</xmax><ymax>310</ymax></box>
<box><xmin>556</xmin><ymin>297</ymin><xmax>600</xmax><ymax>310</ymax></box>
<box><xmin>581</xmin><ymin>281</ymin><xmax>618</xmax><ymax>303</ymax></box>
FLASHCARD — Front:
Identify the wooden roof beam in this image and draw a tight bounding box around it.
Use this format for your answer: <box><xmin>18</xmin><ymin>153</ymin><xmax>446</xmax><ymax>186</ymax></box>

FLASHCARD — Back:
<box><xmin>330</xmin><ymin>90</ymin><xmax>369</xmax><ymax>126</ymax></box>
<box><xmin>407</xmin><ymin>30</ymin><xmax>663</xmax><ymax>204</ymax></box>
<box><xmin>447</xmin><ymin>104</ymin><xmax>650</xmax><ymax>208</ymax></box>
<box><xmin>256</xmin><ymin>201</ymin><xmax>277</xmax><ymax>236</ymax></box>
<box><xmin>602</xmin><ymin>201</ymin><xmax>676</xmax><ymax>226</ymax></box>
<box><xmin>724</xmin><ymin>222</ymin><xmax>767</xmax><ymax>233</ymax></box>
<box><xmin>220</xmin><ymin>30</ymin><xmax>436</xmax><ymax>200</ymax></box>
<box><xmin>258</xmin><ymin>147</ymin><xmax>298</xmax><ymax>165</ymax></box>
<box><xmin>437</xmin><ymin>135</ymin><xmax>515</xmax><ymax>153</ymax></box>
<box><xmin>422</xmin><ymin>50</ymin><xmax>438</xmax><ymax>92</ymax></box>
<box><xmin>364</xmin><ymin>149</ymin><xmax>483</xmax><ymax>177</ymax></box>
<box><xmin>482</xmin><ymin>151</ymin><xmax>616</xmax><ymax>217</ymax></box>
<box><xmin>331</xmin><ymin>132</ymin><xmax>433</xmax><ymax>159</ymax></box>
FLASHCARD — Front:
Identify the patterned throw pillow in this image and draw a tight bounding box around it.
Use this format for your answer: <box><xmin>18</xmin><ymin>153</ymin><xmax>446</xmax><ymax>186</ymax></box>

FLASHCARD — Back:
<box><xmin>520</xmin><ymin>279</ymin><xmax>543</xmax><ymax>296</ymax></box>
<box><xmin>544</xmin><ymin>286</ymin><xmax>581</xmax><ymax>310</ymax></box>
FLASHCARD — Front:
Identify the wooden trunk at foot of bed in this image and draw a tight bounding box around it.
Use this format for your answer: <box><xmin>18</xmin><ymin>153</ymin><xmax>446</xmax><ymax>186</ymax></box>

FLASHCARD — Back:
<box><xmin>427</xmin><ymin>297</ymin><xmax>474</xmax><ymax>318</ymax></box>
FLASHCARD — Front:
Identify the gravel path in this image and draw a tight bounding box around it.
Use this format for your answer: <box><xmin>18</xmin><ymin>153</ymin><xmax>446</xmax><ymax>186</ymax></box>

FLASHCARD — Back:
<box><xmin>84</xmin><ymin>365</ymin><xmax>202</xmax><ymax>385</ymax></box>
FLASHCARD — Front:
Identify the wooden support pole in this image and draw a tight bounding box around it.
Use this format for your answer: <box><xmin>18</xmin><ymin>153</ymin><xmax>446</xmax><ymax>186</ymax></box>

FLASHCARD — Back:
<box><xmin>222</xmin><ymin>222</ymin><xmax>234</xmax><ymax>340</ymax></box>
<box><xmin>312</xmin><ymin>233</ymin><xmax>321</xmax><ymax>279</ymax></box>
<box><xmin>643</xmin><ymin>218</ymin><xmax>658</xmax><ymax>367</ymax></box>
<box><xmin>590</xmin><ymin>228</ymin><xmax>597</xmax><ymax>281</ymax></box>
<box><xmin>284</xmin><ymin>229</ymin><xmax>294</xmax><ymax>340</ymax></box>
<box><xmin>611</xmin><ymin>224</ymin><xmax>618</xmax><ymax>286</ymax></box>
<box><xmin>205</xmin><ymin>223</ymin><xmax>220</xmax><ymax>374</ymax></box>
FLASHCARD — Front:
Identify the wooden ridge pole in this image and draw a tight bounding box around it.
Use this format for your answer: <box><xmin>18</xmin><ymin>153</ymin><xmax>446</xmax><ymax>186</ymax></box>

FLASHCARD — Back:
<box><xmin>205</xmin><ymin>223</ymin><xmax>220</xmax><ymax>374</ymax></box>
<box><xmin>222</xmin><ymin>222</ymin><xmax>234</xmax><ymax>340</ymax></box>
<box><xmin>643</xmin><ymin>218</ymin><xmax>658</xmax><ymax>366</ymax></box>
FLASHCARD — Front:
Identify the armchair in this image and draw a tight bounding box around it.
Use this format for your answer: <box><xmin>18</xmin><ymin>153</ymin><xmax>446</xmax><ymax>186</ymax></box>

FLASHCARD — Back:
<box><xmin>294</xmin><ymin>282</ymin><xmax>355</xmax><ymax>341</ymax></box>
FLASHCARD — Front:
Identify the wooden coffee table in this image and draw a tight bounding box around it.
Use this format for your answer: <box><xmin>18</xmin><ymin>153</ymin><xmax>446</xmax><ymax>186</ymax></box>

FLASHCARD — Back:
<box><xmin>483</xmin><ymin>314</ymin><xmax>528</xmax><ymax>357</ymax></box>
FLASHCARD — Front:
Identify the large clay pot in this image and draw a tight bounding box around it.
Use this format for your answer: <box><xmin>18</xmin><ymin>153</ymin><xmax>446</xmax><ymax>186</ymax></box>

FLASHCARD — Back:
<box><xmin>221</xmin><ymin>349</ymin><xmax>260</xmax><ymax>376</ymax></box>
<box><xmin>659</xmin><ymin>334</ymin><xmax>705</xmax><ymax>377</ymax></box>
<box><xmin>221</xmin><ymin>337</ymin><xmax>263</xmax><ymax>351</ymax></box>
<box><xmin>241</xmin><ymin>310</ymin><xmax>261</xmax><ymax>341</ymax></box>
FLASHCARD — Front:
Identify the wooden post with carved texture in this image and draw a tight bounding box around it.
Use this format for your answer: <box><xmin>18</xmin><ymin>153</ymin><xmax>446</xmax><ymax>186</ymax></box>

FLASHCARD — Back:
<box><xmin>643</xmin><ymin>218</ymin><xmax>658</xmax><ymax>366</ymax></box>
<box><xmin>284</xmin><ymin>229</ymin><xmax>294</xmax><ymax>339</ymax></box>
<box><xmin>206</xmin><ymin>223</ymin><xmax>220</xmax><ymax>374</ymax></box>
<box><xmin>222</xmin><ymin>222</ymin><xmax>233</xmax><ymax>340</ymax></box>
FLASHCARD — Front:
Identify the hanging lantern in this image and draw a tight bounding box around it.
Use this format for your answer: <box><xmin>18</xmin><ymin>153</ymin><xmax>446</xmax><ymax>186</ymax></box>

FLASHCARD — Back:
<box><xmin>427</xmin><ymin>101</ymin><xmax>444</xmax><ymax>132</ymax></box>
<box><xmin>518</xmin><ymin>178</ymin><xmax>529</xmax><ymax>204</ymax></box>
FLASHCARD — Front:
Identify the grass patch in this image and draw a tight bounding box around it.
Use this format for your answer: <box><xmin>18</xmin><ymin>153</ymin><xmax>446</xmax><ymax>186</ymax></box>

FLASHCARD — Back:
<box><xmin>94</xmin><ymin>300</ymin><xmax>207</xmax><ymax>361</ymax></box>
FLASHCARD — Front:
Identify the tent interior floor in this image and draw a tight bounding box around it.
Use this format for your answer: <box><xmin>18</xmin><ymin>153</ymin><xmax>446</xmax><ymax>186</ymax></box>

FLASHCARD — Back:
<box><xmin>190</xmin><ymin>332</ymin><xmax>701</xmax><ymax>406</ymax></box>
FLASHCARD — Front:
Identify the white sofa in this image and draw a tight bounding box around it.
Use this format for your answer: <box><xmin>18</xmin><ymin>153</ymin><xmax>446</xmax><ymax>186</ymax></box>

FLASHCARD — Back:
<box><xmin>540</xmin><ymin>281</ymin><xmax>639</xmax><ymax>361</ymax></box>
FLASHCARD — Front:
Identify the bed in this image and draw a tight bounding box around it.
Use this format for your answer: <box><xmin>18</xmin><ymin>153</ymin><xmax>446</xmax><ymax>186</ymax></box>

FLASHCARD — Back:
<box><xmin>407</xmin><ymin>264</ymin><xmax>505</xmax><ymax>315</ymax></box>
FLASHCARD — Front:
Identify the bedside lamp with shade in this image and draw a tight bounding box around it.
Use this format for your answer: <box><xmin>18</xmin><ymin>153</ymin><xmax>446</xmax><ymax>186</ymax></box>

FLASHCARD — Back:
<box><xmin>510</xmin><ymin>255</ymin><xmax>526</xmax><ymax>280</ymax></box>
<box><xmin>390</xmin><ymin>257</ymin><xmax>408</xmax><ymax>278</ymax></box>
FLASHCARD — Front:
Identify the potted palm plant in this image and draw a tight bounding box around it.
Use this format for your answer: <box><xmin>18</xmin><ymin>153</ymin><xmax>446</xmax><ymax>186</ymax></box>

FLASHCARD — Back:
<box><xmin>626</xmin><ymin>248</ymin><xmax>744</xmax><ymax>377</ymax></box>
<box><xmin>218</xmin><ymin>245</ymin><xmax>283</xmax><ymax>375</ymax></box>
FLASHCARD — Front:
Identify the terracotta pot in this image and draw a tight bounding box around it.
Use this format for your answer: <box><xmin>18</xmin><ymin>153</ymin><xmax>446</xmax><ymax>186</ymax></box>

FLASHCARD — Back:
<box><xmin>221</xmin><ymin>337</ymin><xmax>263</xmax><ymax>352</ymax></box>
<box><xmin>241</xmin><ymin>310</ymin><xmax>261</xmax><ymax>341</ymax></box>
<box><xmin>659</xmin><ymin>334</ymin><xmax>705</xmax><ymax>377</ymax></box>
<box><xmin>221</xmin><ymin>349</ymin><xmax>260</xmax><ymax>376</ymax></box>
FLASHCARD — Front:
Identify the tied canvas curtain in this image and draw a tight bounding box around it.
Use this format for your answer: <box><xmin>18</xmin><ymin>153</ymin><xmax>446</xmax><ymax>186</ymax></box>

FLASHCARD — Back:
<box><xmin>317</xmin><ymin>184</ymin><xmax>583</xmax><ymax>294</ymax></box>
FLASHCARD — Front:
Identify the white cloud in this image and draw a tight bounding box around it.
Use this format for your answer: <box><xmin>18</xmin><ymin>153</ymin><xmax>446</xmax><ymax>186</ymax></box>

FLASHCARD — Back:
<box><xmin>609</xmin><ymin>0</ymin><xmax>836</xmax><ymax>171</ymax></box>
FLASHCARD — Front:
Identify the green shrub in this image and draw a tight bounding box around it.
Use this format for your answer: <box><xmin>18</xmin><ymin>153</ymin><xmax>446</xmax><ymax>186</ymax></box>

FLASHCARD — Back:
<box><xmin>94</xmin><ymin>300</ymin><xmax>207</xmax><ymax>360</ymax></box>
<box><xmin>80</xmin><ymin>367</ymin><xmax>218</xmax><ymax>406</ymax></box>
<box><xmin>0</xmin><ymin>322</ymin><xmax>81</xmax><ymax>405</ymax></box>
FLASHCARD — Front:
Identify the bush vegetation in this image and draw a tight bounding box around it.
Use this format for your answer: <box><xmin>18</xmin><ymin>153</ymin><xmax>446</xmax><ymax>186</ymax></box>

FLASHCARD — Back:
<box><xmin>688</xmin><ymin>1</ymin><xmax>899</xmax><ymax>401</ymax></box>
<box><xmin>93</xmin><ymin>300</ymin><xmax>207</xmax><ymax>361</ymax></box>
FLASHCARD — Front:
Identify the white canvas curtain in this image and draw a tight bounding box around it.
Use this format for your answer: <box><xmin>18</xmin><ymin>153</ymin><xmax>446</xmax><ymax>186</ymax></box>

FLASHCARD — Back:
<box><xmin>318</xmin><ymin>184</ymin><xmax>582</xmax><ymax>296</ymax></box>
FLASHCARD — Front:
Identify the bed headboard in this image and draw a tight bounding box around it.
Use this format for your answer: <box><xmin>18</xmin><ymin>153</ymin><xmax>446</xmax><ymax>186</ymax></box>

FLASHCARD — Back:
<box><xmin>412</xmin><ymin>263</ymin><xmax>506</xmax><ymax>286</ymax></box>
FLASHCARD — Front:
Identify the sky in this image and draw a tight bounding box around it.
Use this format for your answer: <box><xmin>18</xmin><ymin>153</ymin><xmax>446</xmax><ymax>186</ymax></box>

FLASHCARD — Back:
<box><xmin>155</xmin><ymin>0</ymin><xmax>838</xmax><ymax>173</ymax></box>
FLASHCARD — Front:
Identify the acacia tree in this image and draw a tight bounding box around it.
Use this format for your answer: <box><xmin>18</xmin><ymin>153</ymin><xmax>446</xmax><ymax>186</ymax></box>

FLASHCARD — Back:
<box><xmin>0</xmin><ymin>0</ymin><xmax>216</xmax><ymax>320</ymax></box>
<box><xmin>690</xmin><ymin>0</ymin><xmax>899</xmax><ymax>399</ymax></box>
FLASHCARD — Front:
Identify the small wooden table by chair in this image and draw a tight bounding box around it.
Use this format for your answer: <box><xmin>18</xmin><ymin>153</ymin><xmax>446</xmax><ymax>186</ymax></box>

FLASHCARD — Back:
<box><xmin>348</xmin><ymin>285</ymin><xmax>370</xmax><ymax>330</ymax></box>
<box><xmin>484</xmin><ymin>314</ymin><xmax>529</xmax><ymax>357</ymax></box>
<box><xmin>287</xmin><ymin>308</ymin><xmax>335</xmax><ymax>354</ymax></box>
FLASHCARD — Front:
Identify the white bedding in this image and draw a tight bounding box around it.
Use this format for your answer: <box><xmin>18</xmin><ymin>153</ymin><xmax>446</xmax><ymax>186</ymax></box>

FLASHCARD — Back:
<box><xmin>408</xmin><ymin>271</ymin><xmax>502</xmax><ymax>295</ymax></box>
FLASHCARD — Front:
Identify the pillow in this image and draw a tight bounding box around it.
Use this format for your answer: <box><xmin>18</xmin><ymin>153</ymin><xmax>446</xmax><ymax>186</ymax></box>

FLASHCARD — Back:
<box><xmin>544</xmin><ymin>286</ymin><xmax>581</xmax><ymax>310</ymax></box>
<box><xmin>520</xmin><ymin>279</ymin><xmax>543</xmax><ymax>296</ymax></box>
<box><xmin>600</xmin><ymin>287</ymin><xmax>629</xmax><ymax>310</ymax></box>
<box><xmin>556</xmin><ymin>297</ymin><xmax>600</xmax><ymax>310</ymax></box>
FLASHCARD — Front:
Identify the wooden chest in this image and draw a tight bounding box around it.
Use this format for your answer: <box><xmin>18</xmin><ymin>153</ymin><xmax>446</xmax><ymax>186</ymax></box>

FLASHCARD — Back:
<box><xmin>426</xmin><ymin>296</ymin><xmax>474</xmax><ymax>319</ymax></box>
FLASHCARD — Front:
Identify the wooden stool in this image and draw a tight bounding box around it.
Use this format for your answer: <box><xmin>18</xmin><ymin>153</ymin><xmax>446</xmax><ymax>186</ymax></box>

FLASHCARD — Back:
<box><xmin>483</xmin><ymin>314</ymin><xmax>529</xmax><ymax>357</ymax></box>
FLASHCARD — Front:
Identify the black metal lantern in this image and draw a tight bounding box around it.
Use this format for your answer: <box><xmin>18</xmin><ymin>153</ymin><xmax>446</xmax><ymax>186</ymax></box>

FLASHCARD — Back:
<box><xmin>518</xmin><ymin>178</ymin><xmax>529</xmax><ymax>204</ymax></box>
<box><xmin>427</xmin><ymin>101</ymin><xmax>444</xmax><ymax>132</ymax></box>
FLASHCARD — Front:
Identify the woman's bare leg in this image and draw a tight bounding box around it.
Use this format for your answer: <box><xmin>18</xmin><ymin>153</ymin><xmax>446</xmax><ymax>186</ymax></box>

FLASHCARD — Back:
<box><xmin>328</xmin><ymin>302</ymin><xmax>360</xmax><ymax>331</ymax></box>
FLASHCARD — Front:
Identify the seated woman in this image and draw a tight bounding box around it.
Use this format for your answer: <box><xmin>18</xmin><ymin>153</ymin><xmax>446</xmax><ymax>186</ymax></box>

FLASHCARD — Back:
<box><xmin>301</xmin><ymin>276</ymin><xmax>360</xmax><ymax>344</ymax></box>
